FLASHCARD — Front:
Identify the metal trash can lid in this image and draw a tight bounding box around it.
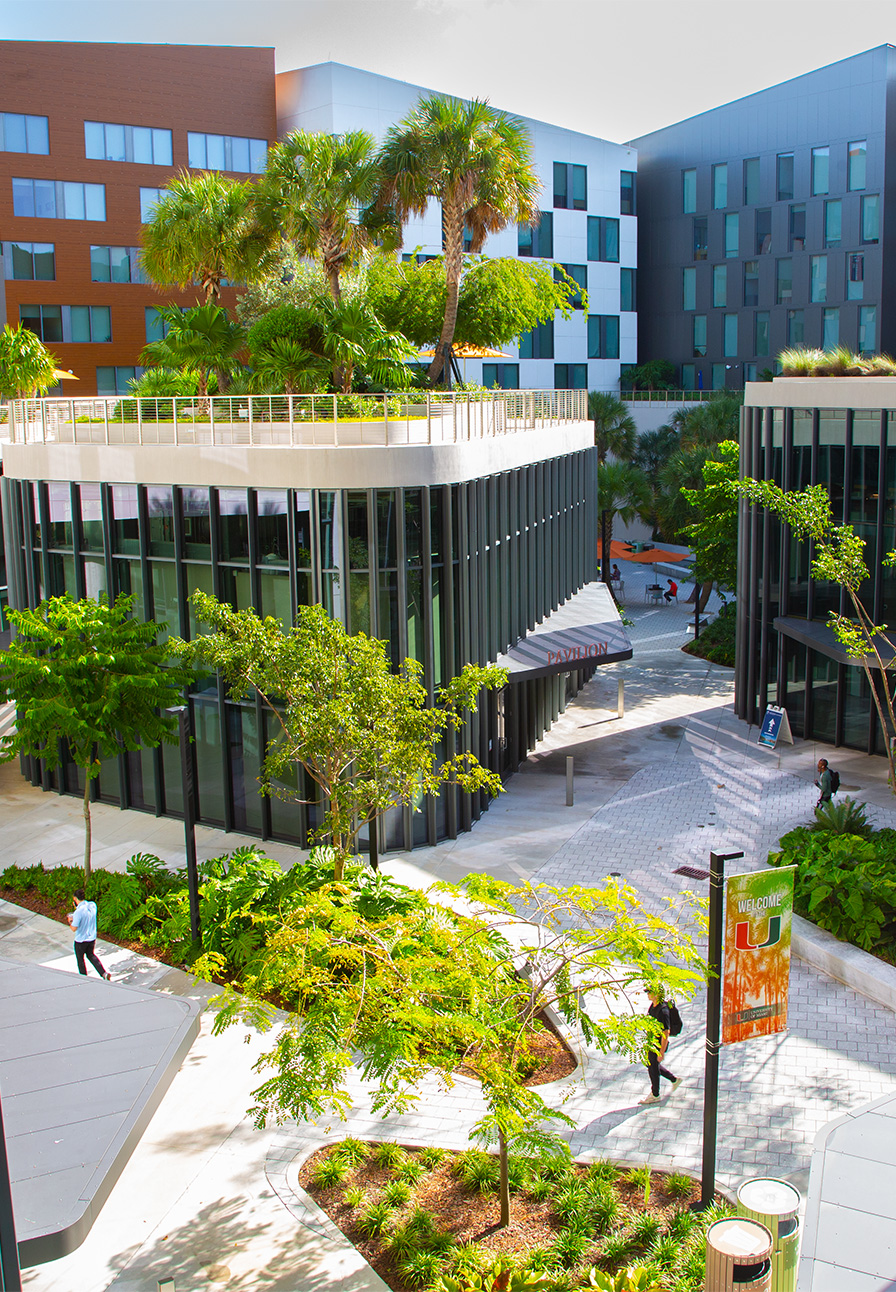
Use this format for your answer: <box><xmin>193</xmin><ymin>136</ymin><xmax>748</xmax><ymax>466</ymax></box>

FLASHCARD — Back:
<box><xmin>737</xmin><ymin>1178</ymin><xmax>801</xmax><ymax>1219</ymax></box>
<box><xmin>706</xmin><ymin>1217</ymin><xmax>773</xmax><ymax>1259</ymax></box>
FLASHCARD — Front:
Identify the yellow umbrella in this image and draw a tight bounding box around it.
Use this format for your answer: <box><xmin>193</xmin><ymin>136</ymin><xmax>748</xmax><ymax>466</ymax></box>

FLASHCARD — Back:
<box><xmin>53</xmin><ymin>369</ymin><xmax>79</xmax><ymax>381</ymax></box>
<box><xmin>418</xmin><ymin>344</ymin><xmax>512</xmax><ymax>382</ymax></box>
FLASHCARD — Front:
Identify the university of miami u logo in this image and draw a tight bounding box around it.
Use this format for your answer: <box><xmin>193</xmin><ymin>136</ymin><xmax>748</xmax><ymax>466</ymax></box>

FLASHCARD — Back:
<box><xmin>734</xmin><ymin>916</ymin><xmax>782</xmax><ymax>950</ymax></box>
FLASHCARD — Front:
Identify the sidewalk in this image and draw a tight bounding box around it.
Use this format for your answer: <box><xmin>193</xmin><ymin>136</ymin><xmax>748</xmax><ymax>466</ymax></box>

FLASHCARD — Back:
<box><xmin>6</xmin><ymin>567</ymin><xmax>896</xmax><ymax>1290</ymax></box>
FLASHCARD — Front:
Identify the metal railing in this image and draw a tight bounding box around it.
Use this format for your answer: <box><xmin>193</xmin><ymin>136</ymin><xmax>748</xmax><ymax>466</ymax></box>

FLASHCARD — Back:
<box><xmin>4</xmin><ymin>389</ymin><xmax>588</xmax><ymax>448</ymax></box>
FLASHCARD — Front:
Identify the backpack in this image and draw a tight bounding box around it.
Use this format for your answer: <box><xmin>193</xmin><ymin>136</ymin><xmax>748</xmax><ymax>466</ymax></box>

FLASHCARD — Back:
<box><xmin>668</xmin><ymin>1003</ymin><xmax>683</xmax><ymax>1036</ymax></box>
<box><xmin>829</xmin><ymin>769</ymin><xmax>840</xmax><ymax>793</ymax></box>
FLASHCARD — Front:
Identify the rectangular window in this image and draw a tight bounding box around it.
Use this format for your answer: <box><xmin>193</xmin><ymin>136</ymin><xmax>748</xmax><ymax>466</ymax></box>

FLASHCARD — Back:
<box><xmin>693</xmin><ymin>314</ymin><xmax>707</xmax><ymax>357</ymax></box>
<box><xmin>552</xmin><ymin>162</ymin><xmax>587</xmax><ymax>210</ymax></box>
<box><xmin>723</xmin><ymin>313</ymin><xmax>737</xmax><ymax>357</ymax></box>
<box><xmin>776</xmin><ymin>257</ymin><xmax>793</xmax><ymax>304</ymax></box>
<box><xmin>713</xmin><ymin>263</ymin><xmax>727</xmax><ymax>308</ymax></box>
<box><xmin>12</xmin><ymin>178</ymin><xmax>105</xmax><ymax>220</ymax></box>
<box><xmin>519</xmin><ymin>319</ymin><xmax>554</xmax><ymax>359</ymax></box>
<box><xmin>822</xmin><ymin>307</ymin><xmax>839</xmax><ymax>349</ymax></box>
<box><xmin>755</xmin><ymin>208</ymin><xmax>771</xmax><ymax>254</ymax></box>
<box><xmin>790</xmin><ymin>204</ymin><xmax>806</xmax><ymax>251</ymax></box>
<box><xmin>693</xmin><ymin>216</ymin><xmax>708</xmax><ymax>261</ymax></box>
<box><xmin>21</xmin><ymin>303</ymin><xmax>111</xmax><ymax>343</ymax></box>
<box><xmin>482</xmin><ymin>363</ymin><xmax>519</xmax><ymax>389</ymax></box>
<box><xmin>848</xmin><ymin>252</ymin><xmax>864</xmax><ymax>301</ymax></box>
<box><xmin>810</xmin><ymin>254</ymin><xmax>827</xmax><ymax>302</ymax></box>
<box><xmin>776</xmin><ymin>153</ymin><xmax>794</xmax><ymax>202</ymax></box>
<box><xmin>712</xmin><ymin>163</ymin><xmax>728</xmax><ymax>210</ymax></box>
<box><xmin>187</xmin><ymin>132</ymin><xmax>267</xmax><ymax>174</ymax></box>
<box><xmin>139</xmin><ymin>187</ymin><xmax>163</xmax><ymax>223</ymax></box>
<box><xmin>554</xmin><ymin>363</ymin><xmax>588</xmax><ymax>389</ymax></box>
<box><xmin>89</xmin><ymin>245</ymin><xmax>144</xmax><ymax>283</ymax></box>
<box><xmin>859</xmin><ymin>304</ymin><xmax>877</xmax><ymax>354</ymax></box>
<box><xmin>682</xmin><ymin>168</ymin><xmax>697</xmax><ymax>213</ymax></box>
<box><xmin>744</xmin><ymin>157</ymin><xmax>760</xmax><ymax>205</ymax></box>
<box><xmin>518</xmin><ymin>211</ymin><xmax>553</xmax><ymax>258</ymax></box>
<box><xmin>620</xmin><ymin>267</ymin><xmax>636</xmax><ymax>311</ymax></box>
<box><xmin>744</xmin><ymin>259</ymin><xmax>759</xmax><ymax>307</ymax></box>
<box><xmin>848</xmin><ymin>140</ymin><xmax>867</xmax><ymax>191</ymax></box>
<box><xmin>556</xmin><ymin>263</ymin><xmax>587</xmax><ymax>308</ymax></box>
<box><xmin>711</xmin><ymin>363</ymin><xmax>726</xmax><ymax>390</ymax></box>
<box><xmin>19</xmin><ymin>304</ymin><xmax>62</xmax><ymax>343</ymax></box>
<box><xmin>787</xmin><ymin>309</ymin><xmax>804</xmax><ymax>346</ymax></box>
<box><xmin>682</xmin><ymin>266</ymin><xmax>696</xmax><ymax>311</ymax></box>
<box><xmin>587</xmin><ymin>217</ymin><xmax>619</xmax><ymax>262</ymax></box>
<box><xmin>2</xmin><ymin>241</ymin><xmax>55</xmax><ymax>280</ymax></box>
<box><xmin>681</xmin><ymin>363</ymin><xmax>696</xmax><ymax>389</ymax></box>
<box><xmin>587</xmin><ymin>314</ymin><xmax>620</xmax><ymax>359</ymax></box>
<box><xmin>724</xmin><ymin>212</ymin><xmax>738</xmax><ymax>258</ymax></box>
<box><xmin>1</xmin><ymin>112</ymin><xmax>49</xmax><ymax>154</ymax></box>
<box><xmin>811</xmin><ymin>146</ymin><xmax>829</xmax><ymax>196</ymax></box>
<box><xmin>755</xmin><ymin>311</ymin><xmax>770</xmax><ymax>357</ymax></box>
<box><xmin>824</xmin><ymin>199</ymin><xmax>841</xmax><ymax>247</ymax></box>
<box><xmin>84</xmin><ymin>121</ymin><xmax>173</xmax><ymax>166</ymax></box>
<box><xmin>97</xmin><ymin>366</ymin><xmax>138</xmax><ymax>395</ymax></box>
<box><xmin>861</xmin><ymin>194</ymin><xmax>879</xmax><ymax>243</ymax></box>
<box><xmin>145</xmin><ymin>306</ymin><xmax>168</xmax><ymax>342</ymax></box>
<box><xmin>620</xmin><ymin>170</ymin><xmax>636</xmax><ymax>215</ymax></box>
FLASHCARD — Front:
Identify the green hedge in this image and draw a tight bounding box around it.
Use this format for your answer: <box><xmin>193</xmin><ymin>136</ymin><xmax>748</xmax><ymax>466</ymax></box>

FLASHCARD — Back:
<box><xmin>682</xmin><ymin>603</ymin><xmax>736</xmax><ymax>667</ymax></box>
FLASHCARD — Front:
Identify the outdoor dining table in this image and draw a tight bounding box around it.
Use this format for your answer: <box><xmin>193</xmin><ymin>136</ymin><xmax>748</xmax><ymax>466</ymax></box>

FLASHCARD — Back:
<box><xmin>646</xmin><ymin>584</ymin><xmax>664</xmax><ymax>604</ymax></box>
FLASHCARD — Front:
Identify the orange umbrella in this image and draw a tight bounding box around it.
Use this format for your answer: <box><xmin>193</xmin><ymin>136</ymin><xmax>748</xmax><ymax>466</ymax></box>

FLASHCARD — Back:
<box><xmin>626</xmin><ymin>547</ymin><xmax>689</xmax><ymax>563</ymax></box>
<box><xmin>597</xmin><ymin>539</ymin><xmax>634</xmax><ymax>560</ymax></box>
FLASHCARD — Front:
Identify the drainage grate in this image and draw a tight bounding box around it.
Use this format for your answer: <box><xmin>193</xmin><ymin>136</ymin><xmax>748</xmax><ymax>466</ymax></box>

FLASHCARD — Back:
<box><xmin>675</xmin><ymin>865</ymin><xmax>711</xmax><ymax>880</ymax></box>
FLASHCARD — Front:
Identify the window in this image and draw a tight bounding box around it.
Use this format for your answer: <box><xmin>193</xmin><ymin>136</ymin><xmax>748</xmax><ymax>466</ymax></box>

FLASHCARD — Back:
<box><xmin>518</xmin><ymin>211</ymin><xmax>553</xmax><ymax>258</ymax></box>
<box><xmin>723</xmin><ymin>313</ymin><xmax>737</xmax><ymax>357</ymax></box>
<box><xmin>776</xmin><ymin>153</ymin><xmax>794</xmax><ymax>202</ymax></box>
<box><xmin>556</xmin><ymin>263</ymin><xmax>587</xmax><ymax>308</ymax></box>
<box><xmin>712</xmin><ymin>163</ymin><xmax>728</xmax><ymax>210</ymax></box>
<box><xmin>787</xmin><ymin>309</ymin><xmax>804</xmax><ymax>345</ymax></box>
<box><xmin>744</xmin><ymin>259</ymin><xmax>759</xmax><ymax>307</ymax></box>
<box><xmin>620</xmin><ymin>267</ymin><xmax>636</xmax><ymax>311</ymax></box>
<box><xmin>693</xmin><ymin>314</ymin><xmax>707</xmax><ymax>357</ymax></box>
<box><xmin>554</xmin><ymin>363</ymin><xmax>588</xmax><ymax>389</ymax></box>
<box><xmin>693</xmin><ymin>216</ymin><xmax>708</xmax><ymax>261</ymax></box>
<box><xmin>744</xmin><ymin>363</ymin><xmax>758</xmax><ymax>382</ymax></box>
<box><xmin>713</xmin><ymin>263</ymin><xmax>727</xmax><ymax>308</ymax></box>
<box><xmin>145</xmin><ymin>307</ymin><xmax>169</xmax><ymax>342</ymax></box>
<box><xmin>681</xmin><ymin>363</ymin><xmax>696</xmax><ymax>389</ymax></box>
<box><xmin>587</xmin><ymin>217</ymin><xmax>618</xmax><ymax>262</ymax></box>
<box><xmin>848</xmin><ymin>252</ymin><xmax>864</xmax><ymax>301</ymax></box>
<box><xmin>0</xmin><ymin>113</ymin><xmax>49</xmax><ymax>154</ymax></box>
<box><xmin>682</xmin><ymin>168</ymin><xmax>697</xmax><ymax>213</ymax></box>
<box><xmin>810</xmin><ymin>255</ymin><xmax>827</xmax><ymax>302</ymax></box>
<box><xmin>2</xmin><ymin>241</ymin><xmax>55</xmax><ymax>280</ymax></box>
<box><xmin>553</xmin><ymin>162</ymin><xmax>586</xmax><ymax>210</ymax></box>
<box><xmin>711</xmin><ymin>363</ymin><xmax>726</xmax><ymax>390</ymax></box>
<box><xmin>755</xmin><ymin>311</ymin><xmax>770</xmax><ymax>357</ymax></box>
<box><xmin>743</xmin><ymin>157</ymin><xmax>760</xmax><ymax>206</ymax></box>
<box><xmin>21</xmin><ymin>303</ymin><xmax>111</xmax><ymax>343</ymax></box>
<box><xmin>140</xmin><ymin>187</ymin><xmax>163</xmax><ymax>222</ymax></box>
<box><xmin>790</xmin><ymin>204</ymin><xmax>806</xmax><ymax>251</ymax></box>
<box><xmin>90</xmin><ymin>245</ymin><xmax>144</xmax><ymax>283</ymax></box>
<box><xmin>682</xmin><ymin>266</ymin><xmax>696</xmax><ymax>311</ymax></box>
<box><xmin>824</xmin><ymin>199</ymin><xmax>841</xmax><ymax>248</ymax></box>
<box><xmin>724</xmin><ymin>212</ymin><xmax>738</xmax><ymax>258</ymax></box>
<box><xmin>861</xmin><ymin>194</ymin><xmax>879</xmax><ymax>243</ymax></box>
<box><xmin>84</xmin><ymin>121</ymin><xmax>173</xmax><ymax>166</ymax></box>
<box><xmin>188</xmin><ymin>132</ymin><xmax>267</xmax><ymax>174</ymax></box>
<box><xmin>822</xmin><ymin>307</ymin><xmax>839</xmax><ymax>349</ymax></box>
<box><xmin>482</xmin><ymin>363</ymin><xmax>519</xmax><ymax>389</ymax></box>
<box><xmin>848</xmin><ymin>140</ymin><xmax>867</xmax><ymax>191</ymax></box>
<box><xmin>859</xmin><ymin>305</ymin><xmax>877</xmax><ymax>354</ymax></box>
<box><xmin>519</xmin><ymin>320</ymin><xmax>554</xmax><ymax>359</ymax></box>
<box><xmin>12</xmin><ymin>178</ymin><xmax>105</xmax><ymax>220</ymax></box>
<box><xmin>776</xmin><ymin>258</ymin><xmax>793</xmax><ymax>304</ymax></box>
<box><xmin>588</xmin><ymin>314</ymin><xmax>620</xmax><ymax>359</ymax></box>
<box><xmin>620</xmin><ymin>170</ymin><xmax>636</xmax><ymax>215</ymax></box>
<box><xmin>755</xmin><ymin>209</ymin><xmax>771</xmax><ymax>254</ymax></box>
<box><xmin>811</xmin><ymin>146</ymin><xmax>829</xmax><ymax>196</ymax></box>
<box><xmin>97</xmin><ymin>366</ymin><xmax>138</xmax><ymax>395</ymax></box>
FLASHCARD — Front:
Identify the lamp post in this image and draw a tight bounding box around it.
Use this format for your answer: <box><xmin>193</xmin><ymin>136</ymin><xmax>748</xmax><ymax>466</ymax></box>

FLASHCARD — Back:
<box><xmin>0</xmin><ymin>1089</ymin><xmax>21</xmax><ymax>1292</ymax></box>
<box><xmin>167</xmin><ymin>705</ymin><xmax>200</xmax><ymax>946</ymax></box>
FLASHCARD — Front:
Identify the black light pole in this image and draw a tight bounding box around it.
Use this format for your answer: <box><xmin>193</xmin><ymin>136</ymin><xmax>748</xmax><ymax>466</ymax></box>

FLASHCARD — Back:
<box><xmin>168</xmin><ymin>705</ymin><xmax>200</xmax><ymax>946</ymax></box>
<box><xmin>696</xmin><ymin>847</ymin><xmax>743</xmax><ymax>1211</ymax></box>
<box><xmin>0</xmin><ymin>1090</ymin><xmax>21</xmax><ymax>1292</ymax></box>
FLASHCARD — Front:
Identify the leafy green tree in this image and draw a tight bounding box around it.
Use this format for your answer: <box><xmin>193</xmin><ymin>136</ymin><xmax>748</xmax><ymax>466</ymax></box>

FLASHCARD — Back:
<box><xmin>598</xmin><ymin>461</ymin><xmax>650</xmax><ymax>584</ymax></box>
<box><xmin>176</xmin><ymin>596</ymin><xmax>507</xmax><ymax>878</ymax></box>
<box><xmin>669</xmin><ymin>392</ymin><xmax>742</xmax><ymax>450</ymax></box>
<box><xmin>622</xmin><ymin>359</ymin><xmax>677</xmax><ymax>392</ymax></box>
<box><xmin>140</xmin><ymin>302</ymin><xmax>246</xmax><ymax>398</ymax></box>
<box><xmin>589</xmin><ymin>391</ymin><xmax>637</xmax><ymax>463</ymax></box>
<box><xmin>680</xmin><ymin>440</ymin><xmax>739</xmax><ymax>591</ymax></box>
<box><xmin>140</xmin><ymin>170</ymin><xmax>270</xmax><ymax>304</ymax></box>
<box><xmin>0</xmin><ymin>323</ymin><xmax>59</xmax><ymax>399</ymax></box>
<box><xmin>0</xmin><ymin>594</ymin><xmax>192</xmax><ymax>878</ymax></box>
<box><xmin>376</xmin><ymin>95</ymin><xmax>540</xmax><ymax>384</ymax></box>
<box><xmin>632</xmin><ymin>425</ymin><xmax>681</xmax><ymax>538</ymax></box>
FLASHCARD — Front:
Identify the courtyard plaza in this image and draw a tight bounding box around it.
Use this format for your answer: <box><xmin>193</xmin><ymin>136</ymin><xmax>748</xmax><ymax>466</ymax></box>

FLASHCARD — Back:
<box><xmin>2</xmin><ymin>560</ymin><xmax>895</xmax><ymax>1291</ymax></box>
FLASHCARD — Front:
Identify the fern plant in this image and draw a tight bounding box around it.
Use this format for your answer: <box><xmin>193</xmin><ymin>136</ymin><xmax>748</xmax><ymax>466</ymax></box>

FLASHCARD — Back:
<box><xmin>810</xmin><ymin>796</ymin><xmax>872</xmax><ymax>837</ymax></box>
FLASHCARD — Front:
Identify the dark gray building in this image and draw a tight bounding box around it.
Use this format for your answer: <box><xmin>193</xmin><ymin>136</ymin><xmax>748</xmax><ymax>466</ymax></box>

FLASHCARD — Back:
<box><xmin>628</xmin><ymin>46</ymin><xmax>896</xmax><ymax>389</ymax></box>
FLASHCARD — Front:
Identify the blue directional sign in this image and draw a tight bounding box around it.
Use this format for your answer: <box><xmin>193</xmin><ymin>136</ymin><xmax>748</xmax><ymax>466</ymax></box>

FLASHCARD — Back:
<box><xmin>758</xmin><ymin>705</ymin><xmax>793</xmax><ymax>749</ymax></box>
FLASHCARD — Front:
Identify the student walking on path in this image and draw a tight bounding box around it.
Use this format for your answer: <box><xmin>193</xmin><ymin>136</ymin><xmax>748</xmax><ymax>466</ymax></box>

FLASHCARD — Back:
<box><xmin>67</xmin><ymin>888</ymin><xmax>111</xmax><ymax>979</ymax></box>
<box><xmin>639</xmin><ymin>987</ymin><xmax>681</xmax><ymax>1105</ymax></box>
<box><xmin>815</xmin><ymin>758</ymin><xmax>833</xmax><ymax>808</ymax></box>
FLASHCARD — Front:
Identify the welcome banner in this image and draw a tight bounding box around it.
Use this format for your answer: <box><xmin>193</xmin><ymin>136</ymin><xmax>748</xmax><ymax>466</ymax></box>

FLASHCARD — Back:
<box><xmin>722</xmin><ymin>867</ymin><xmax>796</xmax><ymax>1046</ymax></box>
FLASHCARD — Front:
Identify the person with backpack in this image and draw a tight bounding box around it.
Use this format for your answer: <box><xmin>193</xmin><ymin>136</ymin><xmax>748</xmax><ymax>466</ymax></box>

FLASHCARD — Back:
<box><xmin>815</xmin><ymin>758</ymin><xmax>835</xmax><ymax>808</ymax></box>
<box><xmin>639</xmin><ymin>986</ymin><xmax>682</xmax><ymax>1105</ymax></box>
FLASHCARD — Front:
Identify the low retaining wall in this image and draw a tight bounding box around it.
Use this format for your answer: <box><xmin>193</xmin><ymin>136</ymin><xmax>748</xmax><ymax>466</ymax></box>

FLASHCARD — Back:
<box><xmin>792</xmin><ymin>912</ymin><xmax>896</xmax><ymax>1013</ymax></box>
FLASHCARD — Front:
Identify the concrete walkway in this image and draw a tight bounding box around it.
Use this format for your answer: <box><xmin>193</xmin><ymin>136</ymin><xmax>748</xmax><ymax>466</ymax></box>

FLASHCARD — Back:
<box><xmin>5</xmin><ymin>563</ymin><xmax>896</xmax><ymax>1290</ymax></box>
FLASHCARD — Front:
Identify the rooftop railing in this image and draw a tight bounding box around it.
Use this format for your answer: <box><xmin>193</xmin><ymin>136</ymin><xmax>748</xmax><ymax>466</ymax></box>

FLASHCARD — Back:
<box><xmin>4</xmin><ymin>389</ymin><xmax>588</xmax><ymax>448</ymax></box>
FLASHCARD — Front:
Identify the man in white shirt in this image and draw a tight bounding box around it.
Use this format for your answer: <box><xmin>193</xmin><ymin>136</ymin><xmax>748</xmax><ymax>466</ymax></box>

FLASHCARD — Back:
<box><xmin>66</xmin><ymin>888</ymin><xmax>111</xmax><ymax>980</ymax></box>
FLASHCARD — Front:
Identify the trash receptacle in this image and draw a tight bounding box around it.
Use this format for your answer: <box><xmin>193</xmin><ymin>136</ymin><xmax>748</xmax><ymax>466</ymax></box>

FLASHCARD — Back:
<box><xmin>704</xmin><ymin>1217</ymin><xmax>773</xmax><ymax>1291</ymax></box>
<box><xmin>736</xmin><ymin>1177</ymin><xmax>801</xmax><ymax>1292</ymax></box>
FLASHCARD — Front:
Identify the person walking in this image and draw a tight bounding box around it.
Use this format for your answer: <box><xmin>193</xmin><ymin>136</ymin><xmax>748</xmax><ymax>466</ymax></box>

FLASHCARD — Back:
<box><xmin>67</xmin><ymin>888</ymin><xmax>111</xmax><ymax>980</ymax></box>
<box><xmin>815</xmin><ymin>758</ymin><xmax>833</xmax><ymax>808</ymax></box>
<box><xmin>639</xmin><ymin>987</ymin><xmax>681</xmax><ymax>1105</ymax></box>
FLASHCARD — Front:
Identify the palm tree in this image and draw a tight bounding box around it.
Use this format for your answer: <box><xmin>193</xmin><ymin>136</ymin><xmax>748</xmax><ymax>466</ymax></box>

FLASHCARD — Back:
<box><xmin>376</xmin><ymin>95</ymin><xmax>541</xmax><ymax>385</ymax></box>
<box><xmin>633</xmin><ymin>424</ymin><xmax>681</xmax><ymax>538</ymax></box>
<box><xmin>141</xmin><ymin>170</ymin><xmax>270</xmax><ymax>304</ymax></box>
<box><xmin>597</xmin><ymin>461</ymin><xmax>650</xmax><ymax>585</ymax></box>
<box><xmin>260</xmin><ymin>131</ymin><xmax>381</xmax><ymax>304</ymax></box>
<box><xmin>0</xmin><ymin>323</ymin><xmax>59</xmax><ymax>398</ymax></box>
<box><xmin>140</xmin><ymin>303</ymin><xmax>246</xmax><ymax>398</ymax></box>
<box><xmin>588</xmin><ymin>390</ymin><xmax>637</xmax><ymax>463</ymax></box>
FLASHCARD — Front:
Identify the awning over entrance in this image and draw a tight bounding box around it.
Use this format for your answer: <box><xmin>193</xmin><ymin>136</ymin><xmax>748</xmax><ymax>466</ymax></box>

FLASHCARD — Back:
<box><xmin>495</xmin><ymin>581</ymin><xmax>632</xmax><ymax>681</ymax></box>
<box><xmin>774</xmin><ymin>615</ymin><xmax>896</xmax><ymax>670</ymax></box>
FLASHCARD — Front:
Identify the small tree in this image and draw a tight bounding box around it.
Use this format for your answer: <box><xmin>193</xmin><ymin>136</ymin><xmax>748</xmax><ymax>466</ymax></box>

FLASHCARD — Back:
<box><xmin>598</xmin><ymin>461</ymin><xmax>650</xmax><ymax>584</ymax></box>
<box><xmin>0</xmin><ymin>594</ymin><xmax>193</xmax><ymax>878</ymax></box>
<box><xmin>589</xmin><ymin>391</ymin><xmax>637</xmax><ymax>464</ymax></box>
<box><xmin>176</xmin><ymin>596</ymin><xmax>506</xmax><ymax>876</ymax></box>
<box><xmin>0</xmin><ymin>323</ymin><xmax>59</xmax><ymax>399</ymax></box>
<box><xmin>140</xmin><ymin>303</ymin><xmax>246</xmax><ymax>398</ymax></box>
<box><xmin>680</xmin><ymin>440</ymin><xmax>739</xmax><ymax>593</ymax></box>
